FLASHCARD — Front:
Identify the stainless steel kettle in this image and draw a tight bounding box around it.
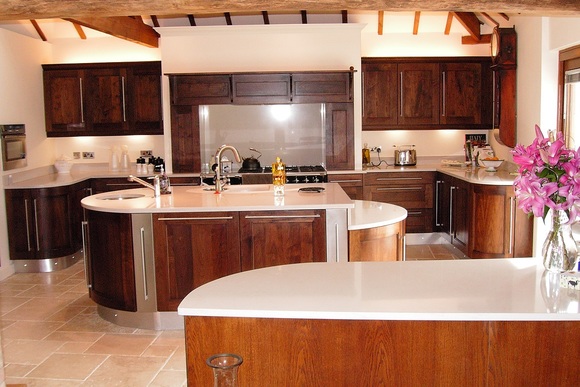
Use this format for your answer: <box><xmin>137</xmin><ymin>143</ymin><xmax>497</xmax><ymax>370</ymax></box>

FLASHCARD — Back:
<box><xmin>394</xmin><ymin>145</ymin><xmax>417</xmax><ymax>166</ymax></box>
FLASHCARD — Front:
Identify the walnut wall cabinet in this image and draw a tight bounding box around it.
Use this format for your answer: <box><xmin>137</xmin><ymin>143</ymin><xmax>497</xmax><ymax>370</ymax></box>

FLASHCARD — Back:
<box><xmin>362</xmin><ymin>57</ymin><xmax>493</xmax><ymax>130</ymax></box>
<box><xmin>43</xmin><ymin>61</ymin><xmax>163</xmax><ymax>137</ymax></box>
<box><xmin>168</xmin><ymin>70</ymin><xmax>355</xmax><ymax>173</ymax></box>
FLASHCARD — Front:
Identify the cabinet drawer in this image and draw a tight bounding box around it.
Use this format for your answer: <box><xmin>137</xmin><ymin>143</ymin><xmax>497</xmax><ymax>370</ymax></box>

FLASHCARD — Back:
<box><xmin>364</xmin><ymin>172</ymin><xmax>435</xmax><ymax>186</ymax></box>
<box><xmin>292</xmin><ymin>72</ymin><xmax>351</xmax><ymax>103</ymax></box>
<box><xmin>170</xmin><ymin>75</ymin><xmax>231</xmax><ymax>105</ymax></box>
<box><xmin>405</xmin><ymin>208</ymin><xmax>434</xmax><ymax>233</ymax></box>
<box><xmin>328</xmin><ymin>174</ymin><xmax>363</xmax><ymax>186</ymax></box>
<box><xmin>364</xmin><ymin>185</ymin><xmax>433</xmax><ymax>209</ymax></box>
<box><xmin>232</xmin><ymin>74</ymin><xmax>291</xmax><ymax>104</ymax></box>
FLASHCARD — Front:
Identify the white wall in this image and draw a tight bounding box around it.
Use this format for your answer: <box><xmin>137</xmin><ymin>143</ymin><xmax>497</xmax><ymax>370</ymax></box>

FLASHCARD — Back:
<box><xmin>0</xmin><ymin>29</ymin><xmax>51</xmax><ymax>280</ymax></box>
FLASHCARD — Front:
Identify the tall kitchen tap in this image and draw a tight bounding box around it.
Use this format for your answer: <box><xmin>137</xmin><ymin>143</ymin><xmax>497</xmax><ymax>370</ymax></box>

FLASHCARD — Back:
<box><xmin>128</xmin><ymin>175</ymin><xmax>161</xmax><ymax>197</ymax></box>
<box><xmin>214</xmin><ymin>144</ymin><xmax>242</xmax><ymax>194</ymax></box>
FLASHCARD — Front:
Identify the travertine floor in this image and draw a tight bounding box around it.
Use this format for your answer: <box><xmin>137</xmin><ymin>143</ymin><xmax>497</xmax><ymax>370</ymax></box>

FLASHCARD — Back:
<box><xmin>0</xmin><ymin>262</ymin><xmax>186</xmax><ymax>386</ymax></box>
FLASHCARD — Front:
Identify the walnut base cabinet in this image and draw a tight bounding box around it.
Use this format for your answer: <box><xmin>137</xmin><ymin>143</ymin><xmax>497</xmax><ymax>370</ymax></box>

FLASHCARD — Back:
<box><xmin>152</xmin><ymin>212</ymin><xmax>242</xmax><ymax>312</ymax></box>
<box><xmin>327</xmin><ymin>173</ymin><xmax>363</xmax><ymax>200</ymax></box>
<box><xmin>349</xmin><ymin>220</ymin><xmax>406</xmax><ymax>262</ymax></box>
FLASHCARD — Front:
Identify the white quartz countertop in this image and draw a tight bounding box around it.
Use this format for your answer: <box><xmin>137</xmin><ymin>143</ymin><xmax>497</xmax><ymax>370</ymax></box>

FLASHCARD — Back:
<box><xmin>81</xmin><ymin>183</ymin><xmax>354</xmax><ymax>213</ymax></box>
<box><xmin>348</xmin><ymin>200</ymin><xmax>407</xmax><ymax>230</ymax></box>
<box><xmin>178</xmin><ymin>258</ymin><xmax>580</xmax><ymax>321</ymax></box>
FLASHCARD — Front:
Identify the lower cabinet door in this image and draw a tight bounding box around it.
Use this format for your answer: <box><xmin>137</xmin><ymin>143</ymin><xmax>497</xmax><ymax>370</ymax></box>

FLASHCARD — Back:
<box><xmin>240</xmin><ymin>210</ymin><xmax>326</xmax><ymax>270</ymax></box>
<box><xmin>86</xmin><ymin>210</ymin><xmax>137</xmax><ymax>312</ymax></box>
<box><xmin>153</xmin><ymin>212</ymin><xmax>241</xmax><ymax>311</ymax></box>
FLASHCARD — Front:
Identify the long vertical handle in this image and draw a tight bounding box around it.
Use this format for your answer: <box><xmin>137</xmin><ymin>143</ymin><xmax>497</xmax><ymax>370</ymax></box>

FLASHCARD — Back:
<box><xmin>33</xmin><ymin>199</ymin><xmax>40</xmax><ymax>251</ymax></box>
<box><xmin>399</xmin><ymin>72</ymin><xmax>404</xmax><ymax>116</ymax></box>
<box><xmin>509</xmin><ymin>197</ymin><xmax>515</xmax><ymax>255</ymax></box>
<box><xmin>140</xmin><ymin>227</ymin><xmax>149</xmax><ymax>301</ymax></box>
<box><xmin>449</xmin><ymin>186</ymin><xmax>456</xmax><ymax>236</ymax></box>
<box><xmin>442</xmin><ymin>71</ymin><xmax>446</xmax><ymax>117</ymax></box>
<box><xmin>81</xmin><ymin>220</ymin><xmax>92</xmax><ymax>289</ymax></box>
<box><xmin>121</xmin><ymin>76</ymin><xmax>127</xmax><ymax>122</ymax></box>
<box><xmin>79</xmin><ymin>78</ymin><xmax>85</xmax><ymax>123</ymax></box>
<box><xmin>361</xmin><ymin>72</ymin><xmax>365</xmax><ymax>118</ymax></box>
<box><xmin>24</xmin><ymin>199</ymin><xmax>32</xmax><ymax>252</ymax></box>
<box><xmin>435</xmin><ymin>180</ymin><xmax>442</xmax><ymax>227</ymax></box>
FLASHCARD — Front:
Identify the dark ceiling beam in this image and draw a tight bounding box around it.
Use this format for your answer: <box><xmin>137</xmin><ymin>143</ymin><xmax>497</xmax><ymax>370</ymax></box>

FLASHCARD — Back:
<box><xmin>262</xmin><ymin>11</ymin><xmax>270</xmax><ymax>24</ymax></box>
<box><xmin>301</xmin><ymin>10</ymin><xmax>307</xmax><ymax>24</ymax></box>
<box><xmin>452</xmin><ymin>11</ymin><xmax>482</xmax><ymax>41</ymax></box>
<box><xmin>499</xmin><ymin>13</ymin><xmax>510</xmax><ymax>20</ymax></box>
<box><xmin>30</xmin><ymin>19</ymin><xmax>47</xmax><ymax>41</ymax></box>
<box><xmin>341</xmin><ymin>10</ymin><xmax>347</xmax><ymax>23</ymax></box>
<box><xmin>224</xmin><ymin>12</ymin><xmax>232</xmax><ymax>25</ymax></box>
<box><xmin>63</xmin><ymin>16</ymin><xmax>160</xmax><ymax>47</ymax></box>
<box><xmin>187</xmin><ymin>14</ymin><xmax>196</xmax><ymax>26</ymax></box>
<box><xmin>150</xmin><ymin>15</ymin><xmax>160</xmax><ymax>27</ymax></box>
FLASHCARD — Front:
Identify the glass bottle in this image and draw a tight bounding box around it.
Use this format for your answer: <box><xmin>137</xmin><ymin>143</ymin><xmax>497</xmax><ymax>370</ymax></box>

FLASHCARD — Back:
<box><xmin>362</xmin><ymin>143</ymin><xmax>371</xmax><ymax>166</ymax></box>
<box><xmin>206</xmin><ymin>353</ymin><xmax>243</xmax><ymax>387</ymax></box>
<box><xmin>158</xmin><ymin>166</ymin><xmax>171</xmax><ymax>194</ymax></box>
<box><xmin>272</xmin><ymin>157</ymin><xmax>286</xmax><ymax>196</ymax></box>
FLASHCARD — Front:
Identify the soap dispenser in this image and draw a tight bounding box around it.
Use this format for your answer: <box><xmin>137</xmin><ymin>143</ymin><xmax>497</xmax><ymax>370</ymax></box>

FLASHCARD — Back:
<box><xmin>272</xmin><ymin>157</ymin><xmax>286</xmax><ymax>196</ymax></box>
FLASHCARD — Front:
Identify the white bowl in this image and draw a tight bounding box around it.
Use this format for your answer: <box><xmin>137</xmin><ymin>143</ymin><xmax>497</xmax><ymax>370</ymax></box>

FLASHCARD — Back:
<box><xmin>54</xmin><ymin>160</ymin><xmax>72</xmax><ymax>174</ymax></box>
<box><xmin>479</xmin><ymin>159</ymin><xmax>504</xmax><ymax>172</ymax></box>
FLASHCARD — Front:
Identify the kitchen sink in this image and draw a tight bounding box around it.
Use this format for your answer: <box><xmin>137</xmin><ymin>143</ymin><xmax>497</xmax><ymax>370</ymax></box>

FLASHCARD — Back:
<box><xmin>98</xmin><ymin>193</ymin><xmax>147</xmax><ymax>200</ymax></box>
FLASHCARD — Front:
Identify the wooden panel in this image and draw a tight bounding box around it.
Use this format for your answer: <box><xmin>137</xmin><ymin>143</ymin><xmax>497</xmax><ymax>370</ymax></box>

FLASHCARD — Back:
<box><xmin>4</xmin><ymin>189</ymin><xmax>36</xmax><ymax>260</ymax></box>
<box><xmin>232</xmin><ymin>73</ymin><xmax>291</xmax><ymax>104</ymax></box>
<box><xmin>170</xmin><ymin>75</ymin><xmax>231</xmax><ymax>105</ymax></box>
<box><xmin>86</xmin><ymin>210</ymin><xmax>136</xmax><ymax>311</ymax></box>
<box><xmin>494</xmin><ymin>68</ymin><xmax>517</xmax><ymax>147</ymax></box>
<box><xmin>34</xmin><ymin>187</ymin><xmax>75</xmax><ymax>259</ymax></box>
<box><xmin>185</xmin><ymin>317</ymin><xmax>489</xmax><ymax>386</ymax></box>
<box><xmin>153</xmin><ymin>212</ymin><xmax>241</xmax><ymax>311</ymax></box>
<box><xmin>349</xmin><ymin>221</ymin><xmax>405</xmax><ymax>261</ymax></box>
<box><xmin>292</xmin><ymin>72</ymin><xmax>351</xmax><ymax>103</ymax></box>
<box><xmin>171</xmin><ymin>104</ymin><xmax>201</xmax><ymax>173</ymax></box>
<box><xmin>240</xmin><ymin>210</ymin><xmax>326</xmax><ymax>271</ymax></box>
<box><xmin>325</xmin><ymin>103</ymin><xmax>354</xmax><ymax>170</ymax></box>
<box><xmin>470</xmin><ymin>184</ymin><xmax>508</xmax><ymax>257</ymax></box>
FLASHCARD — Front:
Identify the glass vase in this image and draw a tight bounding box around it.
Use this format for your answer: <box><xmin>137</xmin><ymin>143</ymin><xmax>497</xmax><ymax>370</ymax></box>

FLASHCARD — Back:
<box><xmin>206</xmin><ymin>353</ymin><xmax>243</xmax><ymax>387</ymax></box>
<box><xmin>541</xmin><ymin>210</ymin><xmax>578</xmax><ymax>272</ymax></box>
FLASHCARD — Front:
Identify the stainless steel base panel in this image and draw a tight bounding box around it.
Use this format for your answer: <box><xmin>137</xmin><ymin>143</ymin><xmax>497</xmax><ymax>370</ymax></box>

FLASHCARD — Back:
<box><xmin>97</xmin><ymin>305</ymin><xmax>184</xmax><ymax>331</ymax></box>
<box><xmin>12</xmin><ymin>250</ymin><xmax>83</xmax><ymax>273</ymax></box>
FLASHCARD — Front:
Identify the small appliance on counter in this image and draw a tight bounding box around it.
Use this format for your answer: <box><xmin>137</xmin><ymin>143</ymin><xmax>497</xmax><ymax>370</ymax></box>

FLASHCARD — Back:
<box><xmin>394</xmin><ymin>145</ymin><xmax>417</xmax><ymax>166</ymax></box>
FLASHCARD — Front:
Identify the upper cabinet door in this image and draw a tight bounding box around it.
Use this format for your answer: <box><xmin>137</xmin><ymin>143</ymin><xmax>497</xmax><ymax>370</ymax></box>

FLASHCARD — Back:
<box><xmin>398</xmin><ymin>63</ymin><xmax>440</xmax><ymax>126</ymax></box>
<box><xmin>292</xmin><ymin>72</ymin><xmax>352</xmax><ymax>103</ymax></box>
<box><xmin>43</xmin><ymin>68</ymin><xmax>87</xmax><ymax>134</ymax></box>
<box><xmin>126</xmin><ymin>62</ymin><xmax>163</xmax><ymax>134</ymax></box>
<box><xmin>440</xmin><ymin>62</ymin><xmax>491</xmax><ymax>126</ymax></box>
<box><xmin>232</xmin><ymin>73</ymin><xmax>291</xmax><ymax>104</ymax></box>
<box><xmin>362</xmin><ymin>62</ymin><xmax>398</xmax><ymax>128</ymax></box>
<box><xmin>170</xmin><ymin>74</ymin><xmax>232</xmax><ymax>105</ymax></box>
<box><xmin>84</xmin><ymin>67</ymin><xmax>127</xmax><ymax>133</ymax></box>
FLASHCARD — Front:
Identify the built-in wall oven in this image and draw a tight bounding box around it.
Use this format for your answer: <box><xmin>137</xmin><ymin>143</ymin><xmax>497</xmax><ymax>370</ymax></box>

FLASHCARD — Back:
<box><xmin>1</xmin><ymin>124</ymin><xmax>27</xmax><ymax>171</ymax></box>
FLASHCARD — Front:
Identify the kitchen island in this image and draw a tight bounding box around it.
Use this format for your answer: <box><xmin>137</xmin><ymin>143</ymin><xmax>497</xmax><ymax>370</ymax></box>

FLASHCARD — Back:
<box><xmin>80</xmin><ymin>183</ymin><xmax>354</xmax><ymax>329</ymax></box>
<box><xmin>178</xmin><ymin>258</ymin><xmax>580</xmax><ymax>386</ymax></box>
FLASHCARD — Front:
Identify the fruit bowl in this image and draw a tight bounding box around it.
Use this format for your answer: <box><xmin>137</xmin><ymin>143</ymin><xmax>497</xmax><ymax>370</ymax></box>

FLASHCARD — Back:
<box><xmin>479</xmin><ymin>159</ymin><xmax>504</xmax><ymax>172</ymax></box>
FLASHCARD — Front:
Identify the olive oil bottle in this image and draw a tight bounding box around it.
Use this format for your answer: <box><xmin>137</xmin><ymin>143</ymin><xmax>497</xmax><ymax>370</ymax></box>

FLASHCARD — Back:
<box><xmin>272</xmin><ymin>157</ymin><xmax>286</xmax><ymax>196</ymax></box>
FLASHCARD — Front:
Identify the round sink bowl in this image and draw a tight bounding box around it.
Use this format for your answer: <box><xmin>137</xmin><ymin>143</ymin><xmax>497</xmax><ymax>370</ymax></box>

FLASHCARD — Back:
<box><xmin>98</xmin><ymin>193</ymin><xmax>146</xmax><ymax>200</ymax></box>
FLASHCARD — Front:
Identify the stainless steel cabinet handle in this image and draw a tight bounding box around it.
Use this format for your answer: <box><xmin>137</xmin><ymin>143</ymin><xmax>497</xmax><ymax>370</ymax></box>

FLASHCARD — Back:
<box><xmin>121</xmin><ymin>76</ymin><xmax>127</xmax><ymax>122</ymax></box>
<box><xmin>361</xmin><ymin>72</ymin><xmax>365</xmax><ymax>118</ymax></box>
<box><xmin>442</xmin><ymin>71</ymin><xmax>446</xmax><ymax>117</ymax></box>
<box><xmin>81</xmin><ymin>220</ymin><xmax>92</xmax><ymax>289</ymax></box>
<box><xmin>245</xmin><ymin>215</ymin><xmax>320</xmax><ymax>219</ymax></box>
<box><xmin>509</xmin><ymin>197</ymin><xmax>515</xmax><ymax>255</ymax></box>
<box><xmin>449</xmin><ymin>186</ymin><xmax>456</xmax><ymax>236</ymax></box>
<box><xmin>330</xmin><ymin>179</ymin><xmax>362</xmax><ymax>183</ymax></box>
<box><xmin>335</xmin><ymin>223</ymin><xmax>340</xmax><ymax>262</ymax></box>
<box><xmin>140</xmin><ymin>227</ymin><xmax>149</xmax><ymax>301</ymax></box>
<box><xmin>376</xmin><ymin>187</ymin><xmax>422</xmax><ymax>192</ymax></box>
<box><xmin>400</xmin><ymin>72</ymin><xmax>404</xmax><ymax>116</ymax></box>
<box><xmin>24</xmin><ymin>199</ymin><xmax>32</xmax><ymax>252</ymax></box>
<box><xmin>157</xmin><ymin>216</ymin><xmax>234</xmax><ymax>221</ymax></box>
<box><xmin>376</xmin><ymin>177</ymin><xmax>422</xmax><ymax>181</ymax></box>
<box><xmin>435</xmin><ymin>180</ymin><xmax>443</xmax><ymax>227</ymax></box>
<box><xmin>79</xmin><ymin>78</ymin><xmax>85</xmax><ymax>123</ymax></box>
<box><xmin>33</xmin><ymin>199</ymin><xmax>40</xmax><ymax>251</ymax></box>
<box><xmin>407</xmin><ymin>211</ymin><xmax>423</xmax><ymax>216</ymax></box>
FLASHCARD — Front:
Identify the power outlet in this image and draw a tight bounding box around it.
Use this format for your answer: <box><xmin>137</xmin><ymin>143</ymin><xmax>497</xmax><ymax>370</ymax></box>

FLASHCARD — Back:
<box><xmin>73</xmin><ymin>152</ymin><xmax>81</xmax><ymax>159</ymax></box>
<box><xmin>371</xmin><ymin>146</ymin><xmax>382</xmax><ymax>153</ymax></box>
<box><xmin>140</xmin><ymin>150</ymin><xmax>153</xmax><ymax>157</ymax></box>
<box><xmin>82</xmin><ymin>152</ymin><xmax>95</xmax><ymax>159</ymax></box>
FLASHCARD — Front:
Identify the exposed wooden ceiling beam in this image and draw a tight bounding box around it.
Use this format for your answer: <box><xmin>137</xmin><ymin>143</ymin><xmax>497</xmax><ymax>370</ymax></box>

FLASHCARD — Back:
<box><xmin>71</xmin><ymin>22</ymin><xmax>87</xmax><ymax>39</ymax></box>
<box><xmin>224</xmin><ymin>12</ymin><xmax>232</xmax><ymax>25</ymax></box>
<box><xmin>301</xmin><ymin>10</ymin><xmax>308</xmax><ymax>24</ymax></box>
<box><xmin>499</xmin><ymin>13</ymin><xmax>510</xmax><ymax>20</ymax></box>
<box><xmin>481</xmin><ymin>12</ymin><xmax>499</xmax><ymax>27</ymax></box>
<box><xmin>341</xmin><ymin>10</ymin><xmax>348</xmax><ymax>23</ymax></box>
<box><xmin>262</xmin><ymin>11</ymin><xmax>270</xmax><ymax>24</ymax></box>
<box><xmin>3</xmin><ymin>0</ymin><xmax>577</xmax><ymax>20</ymax></box>
<box><xmin>413</xmin><ymin>11</ymin><xmax>420</xmax><ymax>35</ymax></box>
<box><xmin>150</xmin><ymin>15</ymin><xmax>160</xmax><ymax>27</ymax></box>
<box><xmin>444</xmin><ymin>12</ymin><xmax>453</xmax><ymax>35</ymax></box>
<box><xmin>462</xmin><ymin>33</ymin><xmax>491</xmax><ymax>45</ymax></box>
<box><xmin>29</xmin><ymin>19</ymin><xmax>47</xmax><ymax>41</ymax></box>
<box><xmin>63</xmin><ymin>16</ymin><xmax>159</xmax><ymax>47</ymax></box>
<box><xmin>187</xmin><ymin>14</ymin><xmax>196</xmax><ymax>26</ymax></box>
<box><xmin>452</xmin><ymin>11</ymin><xmax>482</xmax><ymax>41</ymax></box>
<box><xmin>378</xmin><ymin>10</ymin><xmax>384</xmax><ymax>35</ymax></box>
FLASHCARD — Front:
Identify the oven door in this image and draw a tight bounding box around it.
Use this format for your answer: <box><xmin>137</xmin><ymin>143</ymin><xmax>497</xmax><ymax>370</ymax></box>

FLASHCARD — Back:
<box><xmin>2</xmin><ymin>134</ymin><xmax>27</xmax><ymax>170</ymax></box>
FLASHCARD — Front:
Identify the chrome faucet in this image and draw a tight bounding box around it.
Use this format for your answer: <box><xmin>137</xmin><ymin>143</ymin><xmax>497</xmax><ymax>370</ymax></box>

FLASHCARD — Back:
<box><xmin>214</xmin><ymin>144</ymin><xmax>242</xmax><ymax>193</ymax></box>
<box><xmin>128</xmin><ymin>175</ymin><xmax>160</xmax><ymax>197</ymax></box>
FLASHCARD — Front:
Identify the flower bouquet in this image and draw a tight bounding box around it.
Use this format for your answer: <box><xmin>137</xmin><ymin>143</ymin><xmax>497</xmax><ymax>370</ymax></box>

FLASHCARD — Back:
<box><xmin>512</xmin><ymin>125</ymin><xmax>579</xmax><ymax>272</ymax></box>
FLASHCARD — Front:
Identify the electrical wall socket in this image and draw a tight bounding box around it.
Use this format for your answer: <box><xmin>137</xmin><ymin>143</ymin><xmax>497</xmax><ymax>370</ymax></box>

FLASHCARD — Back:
<box><xmin>73</xmin><ymin>152</ymin><xmax>81</xmax><ymax>159</ymax></box>
<box><xmin>82</xmin><ymin>152</ymin><xmax>94</xmax><ymax>159</ymax></box>
<box><xmin>370</xmin><ymin>146</ymin><xmax>382</xmax><ymax>153</ymax></box>
<box><xmin>140</xmin><ymin>150</ymin><xmax>153</xmax><ymax>157</ymax></box>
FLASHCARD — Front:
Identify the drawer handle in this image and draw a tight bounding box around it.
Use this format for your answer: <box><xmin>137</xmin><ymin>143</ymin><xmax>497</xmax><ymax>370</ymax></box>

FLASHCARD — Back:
<box><xmin>81</xmin><ymin>220</ymin><xmax>92</xmax><ymax>289</ymax></box>
<box><xmin>376</xmin><ymin>177</ymin><xmax>423</xmax><ymax>181</ymax></box>
<box><xmin>245</xmin><ymin>215</ymin><xmax>320</xmax><ymax>220</ymax></box>
<box><xmin>158</xmin><ymin>216</ymin><xmax>234</xmax><ymax>221</ymax></box>
<box><xmin>407</xmin><ymin>211</ymin><xmax>423</xmax><ymax>215</ymax></box>
<box><xmin>140</xmin><ymin>227</ymin><xmax>149</xmax><ymax>301</ymax></box>
<box><xmin>376</xmin><ymin>187</ymin><xmax>423</xmax><ymax>191</ymax></box>
<box><xmin>331</xmin><ymin>179</ymin><xmax>362</xmax><ymax>183</ymax></box>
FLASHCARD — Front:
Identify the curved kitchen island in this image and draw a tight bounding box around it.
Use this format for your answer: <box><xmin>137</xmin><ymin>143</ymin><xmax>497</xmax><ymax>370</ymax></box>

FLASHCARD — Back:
<box><xmin>178</xmin><ymin>259</ymin><xmax>580</xmax><ymax>386</ymax></box>
<box><xmin>80</xmin><ymin>183</ymin><xmax>354</xmax><ymax>329</ymax></box>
